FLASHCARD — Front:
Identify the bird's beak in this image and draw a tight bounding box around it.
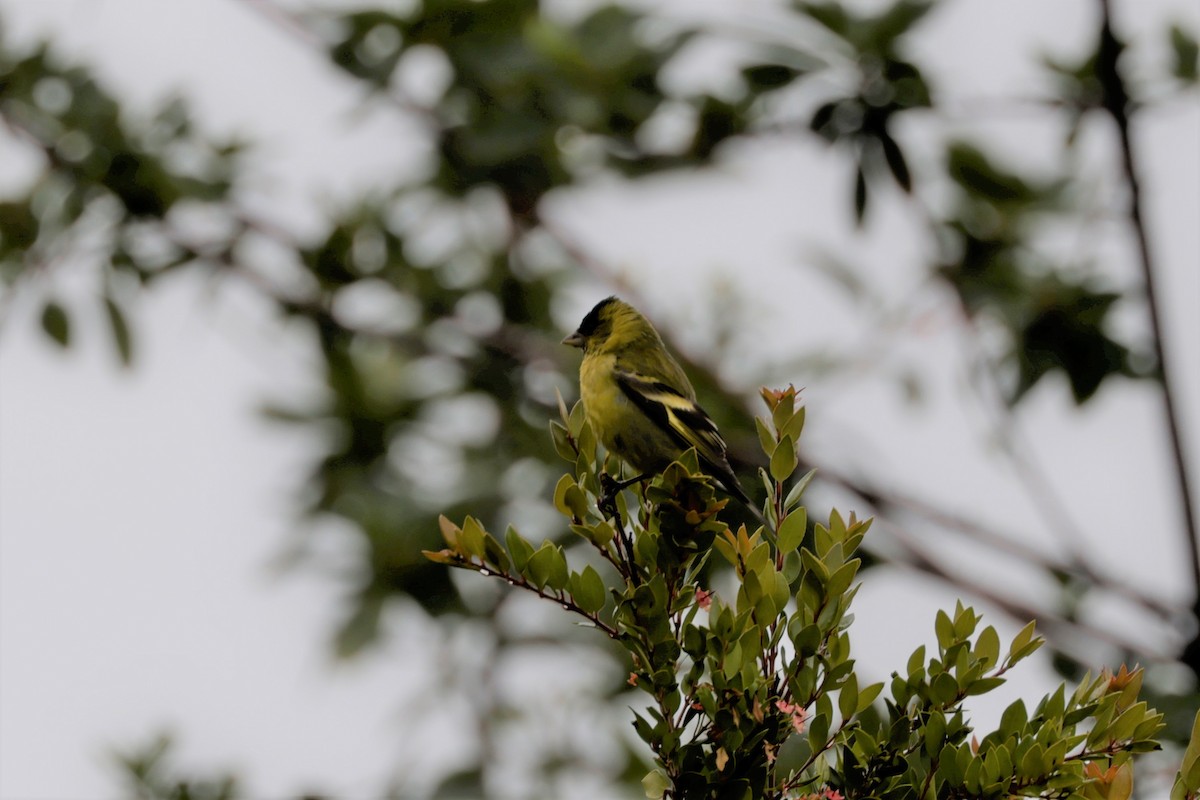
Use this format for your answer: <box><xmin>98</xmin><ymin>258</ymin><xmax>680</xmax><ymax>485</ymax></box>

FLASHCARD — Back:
<box><xmin>562</xmin><ymin>331</ymin><xmax>585</xmax><ymax>348</ymax></box>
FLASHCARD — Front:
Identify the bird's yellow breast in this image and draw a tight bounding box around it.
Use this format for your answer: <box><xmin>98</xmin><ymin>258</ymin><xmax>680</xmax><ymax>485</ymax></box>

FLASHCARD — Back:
<box><xmin>579</xmin><ymin>352</ymin><xmax>679</xmax><ymax>473</ymax></box>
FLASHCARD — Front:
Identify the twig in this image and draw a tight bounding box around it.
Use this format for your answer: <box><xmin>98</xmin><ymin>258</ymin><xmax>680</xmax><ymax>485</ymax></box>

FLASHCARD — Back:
<box><xmin>453</xmin><ymin>558</ymin><xmax>621</xmax><ymax>640</ymax></box>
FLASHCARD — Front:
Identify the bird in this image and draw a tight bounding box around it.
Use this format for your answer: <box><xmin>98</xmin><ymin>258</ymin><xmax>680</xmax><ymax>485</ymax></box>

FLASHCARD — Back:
<box><xmin>562</xmin><ymin>296</ymin><xmax>753</xmax><ymax>510</ymax></box>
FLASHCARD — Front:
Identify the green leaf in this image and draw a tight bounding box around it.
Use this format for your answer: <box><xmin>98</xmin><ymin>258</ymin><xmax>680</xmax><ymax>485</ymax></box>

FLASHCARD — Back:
<box><xmin>642</xmin><ymin>768</ymin><xmax>670</xmax><ymax>799</ymax></box>
<box><xmin>459</xmin><ymin>517</ymin><xmax>486</xmax><ymax>559</ymax></box>
<box><xmin>104</xmin><ymin>296</ymin><xmax>133</xmax><ymax>365</ymax></box>
<box><xmin>770</xmin><ymin>434</ymin><xmax>798</xmax><ymax>483</ymax></box>
<box><xmin>799</xmin><ymin>547</ymin><xmax>830</xmax><ymax>584</ymax></box>
<box><xmin>755</xmin><ymin>417</ymin><xmax>776</xmax><ymax>458</ymax></box>
<box><xmin>564</xmin><ymin>484</ymin><xmax>590</xmax><ymax>519</ymax></box>
<box><xmin>782</xmin><ymin>550</ymin><xmax>801</xmax><ymax>582</ymax></box>
<box><xmin>777</xmin><ymin>508</ymin><xmax>807</xmax><ymax>553</ymax></box>
<box><xmin>965</xmin><ymin>676</ymin><xmax>1006</xmax><ymax>696</ymax></box>
<box><xmin>482</xmin><ymin>532</ymin><xmax>510</xmax><ymax>572</ymax></box>
<box><xmin>880</xmin><ymin>131</ymin><xmax>912</xmax><ymax>192</ymax></box>
<box><xmin>907</xmin><ymin>645</ymin><xmax>926</xmax><ymax>677</ymax></box>
<box><xmin>999</xmin><ymin>699</ymin><xmax>1027</xmax><ymax>734</ymax></box>
<box><xmin>826</xmin><ymin>559</ymin><xmax>860</xmax><ymax>598</ymax></box>
<box><xmin>934</xmin><ymin>609</ymin><xmax>954</xmax><ymax>649</ymax></box>
<box><xmin>1171</xmin><ymin>23</ymin><xmax>1199</xmax><ymax>83</ymax></box>
<box><xmin>572</xmin><ymin>565</ymin><xmax>606</xmax><ymax>613</ymax></box>
<box><xmin>853</xmin><ymin>161</ymin><xmax>868</xmax><ymax>225</ymax></box>
<box><xmin>1006</xmin><ymin>620</ymin><xmax>1040</xmax><ymax>665</ymax></box>
<box><xmin>975</xmin><ymin>625</ymin><xmax>1000</xmax><ymax>670</ymax></box>
<box><xmin>549</xmin><ymin>421</ymin><xmax>575</xmax><ymax>461</ymax></box>
<box><xmin>857</xmin><ymin>681</ymin><xmax>883</xmax><ymax>713</ymax></box>
<box><xmin>553</xmin><ymin>475</ymin><xmax>577</xmax><ymax>517</ymax></box>
<box><xmin>568</xmin><ymin>399</ymin><xmax>588</xmax><ymax>436</ymax></box>
<box><xmin>781</xmin><ymin>405</ymin><xmax>806</xmax><ymax>443</ymax></box>
<box><xmin>783</xmin><ymin>468</ymin><xmax>817</xmax><ymax>510</ymax></box>
<box><xmin>1178</xmin><ymin>710</ymin><xmax>1200</xmax><ymax>790</ymax></box>
<box><xmin>771</xmin><ymin>391</ymin><xmax>795</xmax><ymax>434</ymax></box>
<box><xmin>545</xmin><ymin>546</ymin><xmax>569</xmax><ymax>590</ymax></box>
<box><xmin>40</xmin><ymin>301</ymin><xmax>71</xmax><ymax>348</ymax></box>
<box><xmin>712</xmin><ymin>533</ymin><xmax>737</xmax><ymax>567</ymax></box>
<box><xmin>506</xmin><ymin>526</ymin><xmax>534</xmax><ymax>572</ymax></box>
<box><xmin>572</xmin><ymin>520</ymin><xmax>614</xmax><ymax>549</ymax></box>
<box><xmin>839</xmin><ymin>673</ymin><xmax>859</xmax><ymax>720</ymax></box>
<box><xmin>793</xmin><ymin>622</ymin><xmax>821</xmax><ymax>658</ymax></box>
<box><xmin>742</xmin><ymin>63</ymin><xmax>802</xmax><ymax>90</ymax></box>
<box><xmin>527</xmin><ymin>543</ymin><xmax>568</xmax><ymax>590</ymax></box>
<box><xmin>931</xmin><ymin>671</ymin><xmax>959</xmax><ymax>705</ymax></box>
<box><xmin>924</xmin><ymin>710</ymin><xmax>946</xmax><ymax>756</ymax></box>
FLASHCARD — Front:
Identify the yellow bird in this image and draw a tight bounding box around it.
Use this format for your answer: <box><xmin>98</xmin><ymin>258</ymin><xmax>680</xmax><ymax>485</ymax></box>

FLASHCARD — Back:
<box><xmin>563</xmin><ymin>296</ymin><xmax>752</xmax><ymax>507</ymax></box>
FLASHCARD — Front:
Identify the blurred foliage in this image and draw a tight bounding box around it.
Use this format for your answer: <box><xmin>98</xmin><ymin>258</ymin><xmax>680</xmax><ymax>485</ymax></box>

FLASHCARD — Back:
<box><xmin>0</xmin><ymin>35</ymin><xmax>239</xmax><ymax>364</ymax></box>
<box><xmin>2</xmin><ymin>0</ymin><xmax>1198</xmax><ymax>796</ymax></box>
<box><xmin>935</xmin><ymin>142</ymin><xmax>1141</xmax><ymax>404</ymax></box>
<box><xmin>114</xmin><ymin>735</ymin><xmax>239</xmax><ymax>800</ymax></box>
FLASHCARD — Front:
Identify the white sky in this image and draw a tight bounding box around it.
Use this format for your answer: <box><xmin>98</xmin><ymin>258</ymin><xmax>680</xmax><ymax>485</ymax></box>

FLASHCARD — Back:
<box><xmin>1</xmin><ymin>0</ymin><xmax>1198</xmax><ymax>798</ymax></box>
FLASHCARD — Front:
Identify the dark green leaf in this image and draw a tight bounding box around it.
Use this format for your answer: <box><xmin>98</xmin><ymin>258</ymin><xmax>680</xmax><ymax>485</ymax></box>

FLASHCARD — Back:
<box><xmin>1170</xmin><ymin>24</ymin><xmax>1199</xmax><ymax>83</ymax></box>
<box><xmin>853</xmin><ymin>161</ymin><xmax>868</xmax><ymax>225</ymax></box>
<box><xmin>879</xmin><ymin>131</ymin><xmax>911</xmax><ymax>192</ymax></box>
<box><xmin>40</xmin><ymin>301</ymin><xmax>70</xmax><ymax>347</ymax></box>
<box><xmin>104</xmin><ymin>296</ymin><xmax>133</xmax><ymax>365</ymax></box>
<box><xmin>742</xmin><ymin>64</ymin><xmax>802</xmax><ymax>90</ymax></box>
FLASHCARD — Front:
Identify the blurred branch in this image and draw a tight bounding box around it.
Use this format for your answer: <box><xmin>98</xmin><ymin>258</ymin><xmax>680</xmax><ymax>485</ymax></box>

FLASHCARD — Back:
<box><xmin>883</xmin><ymin>516</ymin><xmax>1177</xmax><ymax>661</ymax></box>
<box><xmin>816</xmin><ymin>462</ymin><xmax>1183</xmax><ymax>622</ymax></box>
<box><xmin>1095</xmin><ymin>0</ymin><xmax>1200</xmax><ymax>648</ymax></box>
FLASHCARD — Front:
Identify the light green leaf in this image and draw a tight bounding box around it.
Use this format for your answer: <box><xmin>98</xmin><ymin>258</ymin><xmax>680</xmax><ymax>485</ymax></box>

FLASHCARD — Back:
<box><xmin>549</xmin><ymin>421</ymin><xmax>575</xmax><ymax>461</ymax></box>
<box><xmin>573</xmin><ymin>565</ymin><xmax>606</xmax><ymax>613</ymax></box>
<box><xmin>770</xmin><ymin>434</ymin><xmax>798</xmax><ymax>483</ymax></box>
<box><xmin>839</xmin><ymin>673</ymin><xmax>859</xmax><ymax>721</ymax></box>
<box><xmin>975</xmin><ymin>625</ymin><xmax>1000</xmax><ymax>670</ymax></box>
<box><xmin>755</xmin><ymin>416</ymin><xmax>776</xmax><ymax>458</ymax></box>
<box><xmin>784</xmin><ymin>468</ymin><xmax>817</xmax><ymax>510</ymax></box>
<box><xmin>1007</xmin><ymin>620</ymin><xmax>1037</xmax><ymax>662</ymax></box>
<box><xmin>527</xmin><ymin>543</ymin><xmax>567</xmax><ymax>590</ymax></box>
<box><xmin>552</xmin><ymin>474</ymin><xmax>576</xmax><ymax>516</ymax></box>
<box><xmin>506</xmin><ymin>526</ymin><xmax>534</xmax><ymax>572</ymax></box>
<box><xmin>459</xmin><ymin>516</ymin><xmax>486</xmax><ymax>559</ymax></box>
<box><xmin>642</xmin><ymin>769</ymin><xmax>670</xmax><ymax>799</ymax></box>
<box><xmin>935</xmin><ymin>609</ymin><xmax>954</xmax><ymax>649</ymax></box>
<box><xmin>777</xmin><ymin>508</ymin><xmax>807</xmax><ymax>553</ymax></box>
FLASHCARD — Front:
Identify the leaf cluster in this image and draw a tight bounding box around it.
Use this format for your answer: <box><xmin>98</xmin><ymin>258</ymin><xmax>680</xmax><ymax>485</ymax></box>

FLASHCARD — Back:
<box><xmin>429</xmin><ymin>388</ymin><xmax>1164</xmax><ymax>799</ymax></box>
<box><xmin>1</xmin><ymin>36</ymin><xmax>239</xmax><ymax>363</ymax></box>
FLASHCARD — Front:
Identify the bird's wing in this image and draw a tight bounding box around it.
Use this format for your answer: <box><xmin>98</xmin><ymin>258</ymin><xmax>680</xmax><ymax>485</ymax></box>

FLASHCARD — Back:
<box><xmin>613</xmin><ymin>368</ymin><xmax>728</xmax><ymax>467</ymax></box>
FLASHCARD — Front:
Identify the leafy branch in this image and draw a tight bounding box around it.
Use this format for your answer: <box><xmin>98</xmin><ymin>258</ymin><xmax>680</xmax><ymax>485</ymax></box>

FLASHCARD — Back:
<box><xmin>427</xmin><ymin>387</ymin><xmax>1164</xmax><ymax>799</ymax></box>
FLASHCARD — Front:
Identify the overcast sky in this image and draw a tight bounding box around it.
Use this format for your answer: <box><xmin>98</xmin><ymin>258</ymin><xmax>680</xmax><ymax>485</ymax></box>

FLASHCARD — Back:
<box><xmin>1</xmin><ymin>0</ymin><xmax>1197</xmax><ymax>798</ymax></box>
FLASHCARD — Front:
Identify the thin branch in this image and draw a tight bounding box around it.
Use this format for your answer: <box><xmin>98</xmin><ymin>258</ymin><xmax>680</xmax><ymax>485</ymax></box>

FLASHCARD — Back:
<box><xmin>883</xmin><ymin>516</ymin><xmax>1177</xmax><ymax>662</ymax></box>
<box><xmin>454</xmin><ymin>557</ymin><xmax>621</xmax><ymax>639</ymax></box>
<box><xmin>817</xmin><ymin>461</ymin><xmax>1182</xmax><ymax>621</ymax></box>
<box><xmin>1096</xmin><ymin>0</ymin><xmax>1200</xmax><ymax>632</ymax></box>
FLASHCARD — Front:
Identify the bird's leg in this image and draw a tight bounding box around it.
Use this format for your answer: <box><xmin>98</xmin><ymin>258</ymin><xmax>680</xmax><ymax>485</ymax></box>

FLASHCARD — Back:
<box><xmin>599</xmin><ymin>472</ymin><xmax>644</xmax><ymax>581</ymax></box>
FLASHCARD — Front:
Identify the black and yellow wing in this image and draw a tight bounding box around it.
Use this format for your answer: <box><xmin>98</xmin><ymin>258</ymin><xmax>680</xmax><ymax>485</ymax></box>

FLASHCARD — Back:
<box><xmin>613</xmin><ymin>368</ymin><xmax>750</xmax><ymax>505</ymax></box>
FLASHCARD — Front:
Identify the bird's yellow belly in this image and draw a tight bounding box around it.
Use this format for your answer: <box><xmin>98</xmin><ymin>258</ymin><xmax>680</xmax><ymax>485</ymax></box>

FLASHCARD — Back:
<box><xmin>580</xmin><ymin>359</ymin><xmax>678</xmax><ymax>474</ymax></box>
